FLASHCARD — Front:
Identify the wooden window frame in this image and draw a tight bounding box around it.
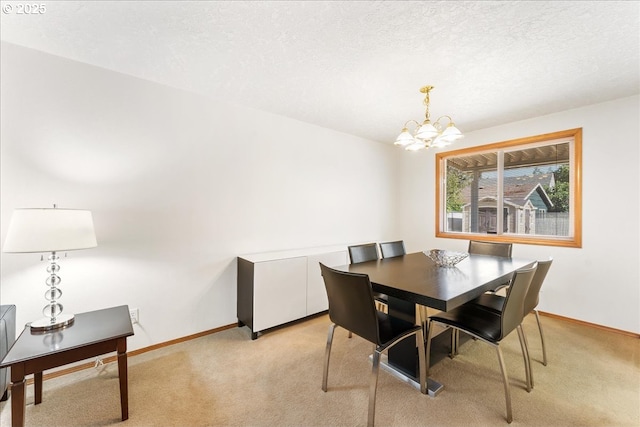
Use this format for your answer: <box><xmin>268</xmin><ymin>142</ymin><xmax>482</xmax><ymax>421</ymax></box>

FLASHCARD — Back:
<box><xmin>435</xmin><ymin>128</ymin><xmax>582</xmax><ymax>248</ymax></box>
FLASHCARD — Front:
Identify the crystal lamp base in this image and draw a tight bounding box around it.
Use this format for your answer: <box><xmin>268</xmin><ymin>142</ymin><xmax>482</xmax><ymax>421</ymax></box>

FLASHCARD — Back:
<box><xmin>30</xmin><ymin>313</ymin><xmax>75</xmax><ymax>332</ymax></box>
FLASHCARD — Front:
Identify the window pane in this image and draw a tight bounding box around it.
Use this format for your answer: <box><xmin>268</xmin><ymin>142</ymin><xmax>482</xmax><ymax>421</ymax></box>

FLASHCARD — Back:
<box><xmin>445</xmin><ymin>152</ymin><xmax>498</xmax><ymax>233</ymax></box>
<box><xmin>502</xmin><ymin>143</ymin><xmax>571</xmax><ymax>237</ymax></box>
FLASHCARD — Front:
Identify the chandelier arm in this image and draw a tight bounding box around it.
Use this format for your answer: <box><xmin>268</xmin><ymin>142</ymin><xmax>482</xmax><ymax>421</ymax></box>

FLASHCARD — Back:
<box><xmin>403</xmin><ymin>119</ymin><xmax>421</xmax><ymax>130</ymax></box>
<box><xmin>434</xmin><ymin>115</ymin><xmax>455</xmax><ymax>126</ymax></box>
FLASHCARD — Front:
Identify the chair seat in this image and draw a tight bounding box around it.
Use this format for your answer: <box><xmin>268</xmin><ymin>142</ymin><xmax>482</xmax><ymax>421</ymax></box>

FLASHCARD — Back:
<box><xmin>430</xmin><ymin>304</ymin><xmax>503</xmax><ymax>343</ymax></box>
<box><xmin>471</xmin><ymin>293</ymin><xmax>505</xmax><ymax>313</ymax></box>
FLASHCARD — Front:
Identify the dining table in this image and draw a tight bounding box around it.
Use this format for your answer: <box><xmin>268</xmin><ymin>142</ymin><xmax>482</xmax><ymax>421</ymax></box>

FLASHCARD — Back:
<box><xmin>333</xmin><ymin>250</ymin><xmax>536</xmax><ymax>396</ymax></box>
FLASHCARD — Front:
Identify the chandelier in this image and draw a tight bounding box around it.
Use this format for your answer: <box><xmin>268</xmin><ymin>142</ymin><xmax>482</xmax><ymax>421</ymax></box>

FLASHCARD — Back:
<box><xmin>394</xmin><ymin>85</ymin><xmax>463</xmax><ymax>151</ymax></box>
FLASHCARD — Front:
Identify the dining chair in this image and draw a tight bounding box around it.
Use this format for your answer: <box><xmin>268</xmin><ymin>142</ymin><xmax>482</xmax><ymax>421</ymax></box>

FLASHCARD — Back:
<box><xmin>378</xmin><ymin>240</ymin><xmax>406</xmax><ymax>259</ymax></box>
<box><xmin>426</xmin><ymin>264</ymin><xmax>537</xmax><ymax>424</ymax></box>
<box><xmin>468</xmin><ymin>240</ymin><xmax>513</xmax><ymax>258</ymax></box>
<box><xmin>470</xmin><ymin>258</ymin><xmax>553</xmax><ymax>385</ymax></box>
<box><xmin>319</xmin><ymin>263</ymin><xmax>426</xmax><ymax>427</ymax></box>
<box><xmin>448</xmin><ymin>240</ymin><xmax>515</xmax><ymax>354</ymax></box>
<box><xmin>468</xmin><ymin>240</ymin><xmax>514</xmax><ymax>295</ymax></box>
<box><xmin>348</xmin><ymin>243</ymin><xmax>388</xmax><ymax>313</ymax></box>
<box><xmin>348</xmin><ymin>243</ymin><xmax>379</xmax><ymax>264</ymax></box>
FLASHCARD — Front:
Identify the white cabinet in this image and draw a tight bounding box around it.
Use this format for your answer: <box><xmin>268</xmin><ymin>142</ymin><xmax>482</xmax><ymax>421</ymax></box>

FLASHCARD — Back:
<box><xmin>237</xmin><ymin>246</ymin><xmax>348</xmax><ymax>339</ymax></box>
<box><xmin>253</xmin><ymin>257</ymin><xmax>307</xmax><ymax>332</ymax></box>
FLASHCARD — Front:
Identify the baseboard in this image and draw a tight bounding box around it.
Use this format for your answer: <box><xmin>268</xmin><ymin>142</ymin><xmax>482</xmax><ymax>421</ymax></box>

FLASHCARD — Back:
<box><xmin>538</xmin><ymin>311</ymin><xmax>639</xmax><ymax>339</ymax></box>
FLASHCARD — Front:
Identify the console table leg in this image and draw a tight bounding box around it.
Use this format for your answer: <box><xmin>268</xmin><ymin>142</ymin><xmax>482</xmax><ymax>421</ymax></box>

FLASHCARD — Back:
<box><xmin>34</xmin><ymin>372</ymin><xmax>43</xmax><ymax>404</ymax></box>
<box><xmin>11</xmin><ymin>364</ymin><xmax>26</xmax><ymax>427</ymax></box>
<box><xmin>117</xmin><ymin>338</ymin><xmax>129</xmax><ymax>421</ymax></box>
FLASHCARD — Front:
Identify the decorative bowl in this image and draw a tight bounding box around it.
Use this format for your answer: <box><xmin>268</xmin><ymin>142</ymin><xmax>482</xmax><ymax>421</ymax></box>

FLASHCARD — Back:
<box><xmin>426</xmin><ymin>249</ymin><xmax>468</xmax><ymax>267</ymax></box>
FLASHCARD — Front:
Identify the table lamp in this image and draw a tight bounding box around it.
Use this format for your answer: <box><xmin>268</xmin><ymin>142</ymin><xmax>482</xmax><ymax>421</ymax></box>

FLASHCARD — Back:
<box><xmin>2</xmin><ymin>206</ymin><xmax>97</xmax><ymax>332</ymax></box>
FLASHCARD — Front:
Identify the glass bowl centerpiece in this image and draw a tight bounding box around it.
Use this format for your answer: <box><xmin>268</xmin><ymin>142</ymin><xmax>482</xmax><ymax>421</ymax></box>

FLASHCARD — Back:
<box><xmin>426</xmin><ymin>249</ymin><xmax>468</xmax><ymax>267</ymax></box>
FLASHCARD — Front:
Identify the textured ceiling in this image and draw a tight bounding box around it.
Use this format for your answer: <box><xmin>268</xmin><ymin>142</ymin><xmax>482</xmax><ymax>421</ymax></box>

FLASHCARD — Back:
<box><xmin>1</xmin><ymin>1</ymin><xmax>638</xmax><ymax>144</ymax></box>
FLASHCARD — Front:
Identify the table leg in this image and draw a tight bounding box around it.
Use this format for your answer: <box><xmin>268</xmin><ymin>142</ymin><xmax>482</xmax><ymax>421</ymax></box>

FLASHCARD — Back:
<box><xmin>10</xmin><ymin>364</ymin><xmax>26</xmax><ymax>427</ymax></box>
<box><xmin>387</xmin><ymin>296</ymin><xmax>421</xmax><ymax>376</ymax></box>
<box><xmin>117</xmin><ymin>338</ymin><xmax>129</xmax><ymax>421</ymax></box>
<box><xmin>385</xmin><ymin>296</ymin><xmax>445</xmax><ymax>397</ymax></box>
<box><xmin>34</xmin><ymin>372</ymin><xmax>43</xmax><ymax>404</ymax></box>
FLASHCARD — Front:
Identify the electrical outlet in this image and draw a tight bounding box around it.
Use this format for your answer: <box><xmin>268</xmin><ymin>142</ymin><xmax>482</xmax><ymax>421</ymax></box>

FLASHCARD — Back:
<box><xmin>129</xmin><ymin>308</ymin><xmax>139</xmax><ymax>324</ymax></box>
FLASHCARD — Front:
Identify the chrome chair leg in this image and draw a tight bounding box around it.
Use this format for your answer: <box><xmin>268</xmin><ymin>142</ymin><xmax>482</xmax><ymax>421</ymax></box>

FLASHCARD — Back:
<box><xmin>430</xmin><ymin>320</ymin><xmax>514</xmax><ymax>423</ymax></box>
<box><xmin>450</xmin><ymin>328</ymin><xmax>459</xmax><ymax>358</ymax></box>
<box><xmin>417</xmin><ymin>305</ymin><xmax>431</xmax><ymax>345</ymax></box>
<box><xmin>425</xmin><ymin>320</ymin><xmax>435</xmax><ymax>377</ymax></box>
<box><xmin>416</xmin><ymin>329</ymin><xmax>427</xmax><ymax>395</ymax></box>
<box><xmin>421</xmin><ymin>321</ymin><xmax>428</xmax><ymax>345</ymax></box>
<box><xmin>495</xmin><ymin>345</ymin><xmax>513</xmax><ymax>424</ymax></box>
<box><xmin>450</xmin><ymin>328</ymin><xmax>455</xmax><ymax>357</ymax></box>
<box><xmin>365</xmin><ymin>328</ymin><xmax>426</xmax><ymax>427</ymax></box>
<box><xmin>516</xmin><ymin>325</ymin><xmax>532</xmax><ymax>391</ymax></box>
<box><xmin>534</xmin><ymin>310</ymin><xmax>548</xmax><ymax>366</ymax></box>
<box><xmin>368</xmin><ymin>349</ymin><xmax>382</xmax><ymax>427</ymax></box>
<box><xmin>322</xmin><ymin>323</ymin><xmax>336</xmax><ymax>392</ymax></box>
<box><xmin>520</xmin><ymin>324</ymin><xmax>534</xmax><ymax>388</ymax></box>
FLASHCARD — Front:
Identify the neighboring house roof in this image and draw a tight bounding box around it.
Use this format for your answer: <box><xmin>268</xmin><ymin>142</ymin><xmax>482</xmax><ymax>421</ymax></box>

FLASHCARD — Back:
<box><xmin>461</xmin><ymin>173</ymin><xmax>555</xmax><ymax>210</ymax></box>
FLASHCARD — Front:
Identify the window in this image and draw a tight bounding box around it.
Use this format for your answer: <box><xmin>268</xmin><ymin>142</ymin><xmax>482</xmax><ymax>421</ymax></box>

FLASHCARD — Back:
<box><xmin>436</xmin><ymin>128</ymin><xmax>582</xmax><ymax>248</ymax></box>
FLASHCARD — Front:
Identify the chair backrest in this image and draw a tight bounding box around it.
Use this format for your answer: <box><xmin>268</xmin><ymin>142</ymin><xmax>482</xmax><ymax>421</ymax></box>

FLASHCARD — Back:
<box><xmin>500</xmin><ymin>264</ymin><xmax>537</xmax><ymax>340</ymax></box>
<box><xmin>468</xmin><ymin>240</ymin><xmax>513</xmax><ymax>258</ymax></box>
<box><xmin>348</xmin><ymin>243</ymin><xmax>379</xmax><ymax>264</ymax></box>
<box><xmin>524</xmin><ymin>258</ymin><xmax>553</xmax><ymax>314</ymax></box>
<box><xmin>319</xmin><ymin>263</ymin><xmax>380</xmax><ymax>344</ymax></box>
<box><xmin>379</xmin><ymin>240</ymin><xmax>406</xmax><ymax>259</ymax></box>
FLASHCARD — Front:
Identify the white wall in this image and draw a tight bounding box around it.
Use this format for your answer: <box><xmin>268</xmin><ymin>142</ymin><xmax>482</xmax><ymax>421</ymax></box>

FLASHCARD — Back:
<box><xmin>0</xmin><ymin>43</ymin><xmax>401</xmax><ymax>350</ymax></box>
<box><xmin>398</xmin><ymin>95</ymin><xmax>640</xmax><ymax>334</ymax></box>
<box><xmin>2</xmin><ymin>42</ymin><xmax>638</xmax><ymax>351</ymax></box>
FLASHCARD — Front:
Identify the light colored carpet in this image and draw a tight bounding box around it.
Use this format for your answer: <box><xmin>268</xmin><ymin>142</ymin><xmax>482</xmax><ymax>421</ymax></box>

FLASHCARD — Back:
<box><xmin>1</xmin><ymin>313</ymin><xmax>638</xmax><ymax>426</ymax></box>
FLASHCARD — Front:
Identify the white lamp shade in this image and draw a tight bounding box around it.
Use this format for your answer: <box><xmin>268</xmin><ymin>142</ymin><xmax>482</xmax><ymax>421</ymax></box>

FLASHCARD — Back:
<box><xmin>430</xmin><ymin>136</ymin><xmax>449</xmax><ymax>148</ymax></box>
<box><xmin>406</xmin><ymin>140</ymin><xmax>426</xmax><ymax>151</ymax></box>
<box><xmin>3</xmin><ymin>208</ymin><xmax>97</xmax><ymax>253</ymax></box>
<box><xmin>394</xmin><ymin>128</ymin><xmax>415</xmax><ymax>146</ymax></box>
<box><xmin>440</xmin><ymin>124</ymin><xmax>464</xmax><ymax>142</ymax></box>
<box><xmin>415</xmin><ymin>122</ymin><xmax>438</xmax><ymax>140</ymax></box>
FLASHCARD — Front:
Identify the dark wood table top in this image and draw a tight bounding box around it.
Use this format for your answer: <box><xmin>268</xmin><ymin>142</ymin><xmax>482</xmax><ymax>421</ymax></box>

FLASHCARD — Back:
<box><xmin>0</xmin><ymin>305</ymin><xmax>134</xmax><ymax>368</ymax></box>
<box><xmin>335</xmin><ymin>252</ymin><xmax>536</xmax><ymax>311</ymax></box>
